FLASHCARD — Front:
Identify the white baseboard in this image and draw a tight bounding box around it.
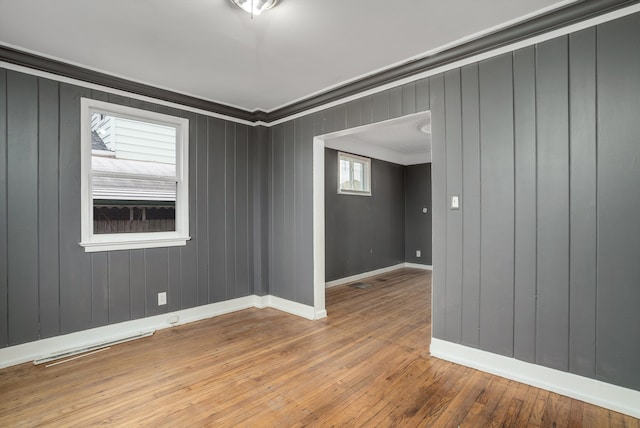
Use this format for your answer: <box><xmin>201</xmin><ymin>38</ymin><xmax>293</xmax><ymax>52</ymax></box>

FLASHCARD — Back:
<box><xmin>325</xmin><ymin>263</ymin><xmax>406</xmax><ymax>288</ymax></box>
<box><xmin>430</xmin><ymin>338</ymin><xmax>640</xmax><ymax>419</ymax></box>
<box><xmin>325</xmin><ymin>262</ymin><xmax>432</xmax><ymax>288</ymax></box>
<box><xmin>0</xmin><ymin>294</ymin><xmax>319</xmax><ymax>370</ymax></box>
<box><xmin>404</xmin><ymin>262</ymin><xmax>432</xmax><ymax>270</ymax></box>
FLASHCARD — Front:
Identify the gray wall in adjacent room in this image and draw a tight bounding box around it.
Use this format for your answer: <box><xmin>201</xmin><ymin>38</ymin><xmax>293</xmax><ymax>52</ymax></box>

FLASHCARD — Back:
<box><xmin>324</xmin><ymin>148</ymin><xmax>405</xmax><ymax>282</ymax></box>
<box><xmin>272</xmin><ymin>13</ymin><xmax>640</xmax><ymax>392</ymax></box>
<box><xmin>0</xmin><ymin>69</ymin><xmax>262</xmax><ymax>347</ymax></box>
<box><xmin>404</xmin><ymin>163</ymin><xmax>432</xmax><ymax>265</ymax></box>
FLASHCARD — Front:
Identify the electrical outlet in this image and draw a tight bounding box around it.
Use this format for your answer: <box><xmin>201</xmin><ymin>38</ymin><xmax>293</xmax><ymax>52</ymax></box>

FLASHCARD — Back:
<box><xmin>158</xmin><ymin>292</ymin><xmax>167</xmax><ymax>306</ymax></box>
<box><xmin>416</xmin><ymin>250</ymin><xmax>421</xmax><ymax>258</ymax></box>
<box><xmin>451</xmin><ymin>195</ymin><xmax>460</xmax><ymax>210</ymax></box>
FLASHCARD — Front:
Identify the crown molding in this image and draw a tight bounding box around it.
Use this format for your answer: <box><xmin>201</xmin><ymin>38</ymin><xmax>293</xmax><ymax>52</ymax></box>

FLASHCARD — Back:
<box><xmin>1</xmin><ymin>0</ymin><xmax>637</xmax><ymax>125</ymax></box>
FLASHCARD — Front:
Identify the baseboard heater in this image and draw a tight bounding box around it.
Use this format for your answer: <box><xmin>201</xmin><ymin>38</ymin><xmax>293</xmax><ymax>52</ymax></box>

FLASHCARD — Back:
<box><xmin>33</xmin><ymin>330</ymin><xmax>155</xmax><ymax>366</ymax></box>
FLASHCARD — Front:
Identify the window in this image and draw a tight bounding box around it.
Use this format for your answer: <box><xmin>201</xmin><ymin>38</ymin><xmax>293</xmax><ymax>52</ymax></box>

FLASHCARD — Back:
<box><xmin>337</xmin><ymin>152</ymin><xmax>371</xmax><ymax>196</ymax></box>
<box><xmin>80</xmin><ymin>98</ymin><xmax>190</xmax><ymax>252</ymax></box>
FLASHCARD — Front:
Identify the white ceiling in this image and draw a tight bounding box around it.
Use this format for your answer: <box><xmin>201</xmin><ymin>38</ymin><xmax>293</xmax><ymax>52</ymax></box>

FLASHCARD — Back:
<box><xmin>324</xmin><ymin>112</ymin><xmax>432</xmax><ymax>165</ymax></box>
<box><xmin>0</xmin><ymin>0</ymin><xmax>575</xmax><ymax>112</ymax></box>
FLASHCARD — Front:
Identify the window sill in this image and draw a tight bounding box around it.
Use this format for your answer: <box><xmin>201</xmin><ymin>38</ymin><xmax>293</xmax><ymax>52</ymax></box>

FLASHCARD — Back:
<box><xmin>80</xmin><ymin>236</ymin><xmax>191</xmax><ymax>252</ymax></box>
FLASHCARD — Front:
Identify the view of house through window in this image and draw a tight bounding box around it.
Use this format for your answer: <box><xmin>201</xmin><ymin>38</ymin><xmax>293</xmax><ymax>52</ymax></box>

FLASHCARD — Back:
<box><xmin>91</xmin><ymin>114</ymin><xmax>177</xmax><ymax>233</ymax></box>
<box><xmin>338</xmin><ymin>152</ymin><xmax>371</xmax><ymax>196</ymax></box>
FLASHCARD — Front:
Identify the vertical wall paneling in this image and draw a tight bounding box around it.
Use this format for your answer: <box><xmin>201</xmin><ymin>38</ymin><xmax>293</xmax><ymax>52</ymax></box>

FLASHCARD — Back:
<box><xmin>300</xmin><ymin>116</ymin><xmax>314</xmax><ymax>305</ymax></box>
<box><xmin>91</xmin><ymin>253</ymin><xmax>109</xmax><ymax>327</ymax></box>
<box><xmin>334</xmin><ymin>105</ymin><xmax>347</xmax><ymax>132</ymax></box>
<box><xmin>108</xmin><ymin>251</ymin><xmax>130</xmax><ymax>323</ymax></box>
<box><xmin>129</xmin><ymin>249</ymin><xmax>146</xmax><ymax>319</ymax></box>
<box><xmin>568</xmin><ymin>27</ymin><xmax>597</xmax><ymax>378</ymax></box>
<box><xmin>293</xmin><ymin>119</ymin><xmax>305</xmax><ymax>301</ymax></box>
<box><xmin>513</xmin><ymin>46</ymin><xmax>538</xmax><ymax>363</ymax></box>
<box><xmin>404</xmin><ymin>164</ymin><xmax>432</xmax><ymax>266</ymax></box>
<box><xmin>444</xmin><ymin>69</ymin><xmax>464</xmax><ymax>343</ymax></box>
<box><xmin>6</xmin><ymin>71</ymin><xmax>39</xmax><ymax>344</ymax></box>
<box><xmin>389</xmin><ymin>86</ymin><xmax>403</xmax><ymax>118</ymax></box>
<box><xmin>361</xmin><ymin>95</ymin><xmax>374</xmax><ymax>126</ymax></box>
<box><xmin>37</xmin><ymin>77</ymin><xmax>60</xmax><ymax>339</ymax></box>
<box><xmin>596</xmin><ymin>13</ymin><xmax>640</xmax><ymax>391</ymax></box>
<box><xmin>58</xmin><ymin>83</ymin><xmax>92</xmax><ymax>334</ymax></box>
<box><xmin>252</xmin><ymin>126</ymin><xmax>269</xmax><ymax>296</ymax></box>
<box><xmin>225</xmin><ymin>122</ymin><xmax>237</xmax><ymax>298</ymax></box>
<box><xmin>460</xmin><ymin>63</ymin><xmax>481</xmax><ymax>348</ymax></box>
<box><xmin>0</xmin><ymin>69</ymin><xmax>7</xmax><ymax>347</ymax></box>
<box><xmin>430</xmin><ymin>74</ymin><xmax>446</xmax><ymax>338</ymax></box>
<box><xmin>208</xmin><ymin>117</ymin><xmax>226</xmax><ymax>302</ymax></box>
<box><xmin>401</xmin><ymin>82</ymin><xmax>417</xmax><ymax>116</ymax></box>
<box><xmin>345</xmin><ymin>99</ymin><xmax>362</xmax><ymax>130</ymax></box>
<box><xmin>271</xmin><ymin>125</ymin><xmax>285</xmax><ymax>297</ymax></box>
<box><xmin>196</xmin><ymin>114</ymin><xmax>209</xmax><ymax>305</ymax></box>
<box><xmin>167</xmin><ymin>247</ymin><xmax>181</xmax><ymax>311</ymax></box>
<box><xmin>235</xmin><ymin>125</ymin><xmax>250</xmax><ymax>297</ymax></box>
<box><xmin>372</xmin><ymin>90</ymin><xmax>390</xmax><ymax>123</ymax></box>
<box><xmin>283</xmin><ymin>121</ymin><xmax>296</xmax><ymax>300</ymax></box>
<box><xmin>180</xmin><ymin>111</ymin><xmax>198</xmax><ymax>309</ymax></box>
<box><xmin>416</xmin><ymin>78</ymin><xmax>430</xmax><ymax>112</ymax></box>
<box><xmin>145</xmin><ymin>248</ymin><xmax>169</xmax><ymax>317</ymax></box>
<box><xmin>478</xmin><ymin>54</ymin><xmax>515</xmax><ymax>357</ymax></box>
<box><xmin>535</xmin><ymin>37</ymin><xmax>570</xmax><ymax>371</ymax></box>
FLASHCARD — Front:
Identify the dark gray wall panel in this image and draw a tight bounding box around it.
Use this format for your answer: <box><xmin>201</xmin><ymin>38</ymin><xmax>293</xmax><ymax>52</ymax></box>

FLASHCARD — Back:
<box><xmin>0</xmin><ymin>69</ymin><xmax>7</xmax><ymax>347</ymax></box>
<box><xmin>404</xmin><ymin>164</ymin><xmax>432</xmax><ymax>265</ymax></box>
<box><xmin>225</xmin><ymin>122</ymin><xmax>237</xmax><ymax>298</ymax></box>
<box><xmin>389</xmin><ymin>86</ymin><xmax>402</xmax><ymax>119</ymax></box>
<box><xmin>416</xmin><ymin>78</ymin><xmax>430</xmax><ymax>112</ymax></box>
<box><xmin>145</xmin><ymin>248</ymin><xmax>169</xmax><ymax>317</ymax></box>
<box><xmin>478</xmin><ymin>54</ymin><xmax>515</xmax><ymax>357</ymax></box>
<box><xmin>208</xmin><ymin>117</ymin><xmax>226</xmax><ymax>302</ymax></box>
<box><xmin>345</xmin><ymin>99</ymin><xmax>362</xmax><ymax>129</ymax></box>
<box><xmin>444</xmin><ymin>69</ymin><xmax>464</xmax><ymax>343</ymax></box>
<box><xmin>596</xmin><ymin>13</ymin><xmax>640</xmax><ymax>391</ymax></box>
<box><xmin>6</xmin><ymin>71</ymin><xmax>39</xmax><ymax>344</ymax></box>
<box><xmin>293</xmin><ymin>119</ymin><xmax>306</xmax><ymax>302</ymax></box>
<box><xmin>129</xmin><ymin>249</ymin><xmax>146</xmax><ymax>319</ymax></box>
<box><xmin>37</xmin><ymin>77</ymin><xmax>60</xmax><ymax>339</ymax></box>
<box><xmin>513</xmin><ymin>46</ymin><xmax>537</xmax><ymax>363</ymax></box>
<box><xmin>568</xmin><ymin>27</ymin><xmax>597</xmax><ymax>378</ymax></box>
<box><xmin>361</xmin><ymin>95</ymin><xmax>374</xmax><ymax>126</ymax></box>
<box><xmin>334</xmin><ymin>105</ymin><xmax>347</xmax><ymax>132</ymax></box>
<box><xmin>108</xmin><ymin>251</ymin><xmax>130</xmax><ymax>323</ymax></box>
<box><xmin>252</xmin><ymin>126</ymin><xmax>269</xmax><ymax>296</ymax></box>
<box><xmin>299</xmin><ymin>116</ymin><xmax>314</xmax><ymax>306</ymax></box>
<box><xmin>372</xmin><ymin>91</ymin><xmax>390</xmax><ymax>123</ymax></box>
<box><xmin>196</xmin><ymin>114</ymin><xmax>209</xmax><ymax>305</ymax></box>
<box><xmin>0</xmin><ymin>68</ymin><xmax>259</xmax><ymax>348</ymax></box>
<box><xmin>58</xmin><ymin>83</ymin><xmax>92</xmax><ymax>335</ymax></box>
<box><xmin>535</xmin><ymin>37</ymin><xmax>570</xmax><ymax>371</ymax></box>
<box><xmin>430</xmin><ymin>74</ymin><xmax>446</xmax><ymax>339</ymax></box>
<box><xmin>91</xmin><ymin>253</ymin><xmax>109</xmax><ymax>327</ymax></box>
<box><xmin>324</xmin><ymin>149</ymin><xmax>405</xmax><ymax>281</ymax></box>
<box><xmin>460</xmin><ymin>63</ymin><xmax>481</xmax><ymax>349</ymax></box>
<box><xmin>401</xmin><ymin>82</ymin><xmax>417</xmax><ymax>116</ymax></box>
<box><xmin>235</xmin><ymin>125</ymin><xmax>250</xmax><ymax>297</ymax></box>
<box><xmin>180</xmin><ymin>111</ymin><xmax>198</xmax><ymax>309</ymax></box>
<box><xmin>270</xmin><ymin>125</ymin><xmax>286</xmax><ymax>297</ymax></box>
<box><xmin>283</xmin><ymin>122</ymin><xmax>296</xmax><ymax>300</ymax></box>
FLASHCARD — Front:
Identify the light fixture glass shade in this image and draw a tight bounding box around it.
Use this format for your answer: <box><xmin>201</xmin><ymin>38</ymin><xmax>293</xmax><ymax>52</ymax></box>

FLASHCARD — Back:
<box><xmin>231</xmin><ymin>0</ymin><xmax>277</xmax><ymax>16</ymax></box>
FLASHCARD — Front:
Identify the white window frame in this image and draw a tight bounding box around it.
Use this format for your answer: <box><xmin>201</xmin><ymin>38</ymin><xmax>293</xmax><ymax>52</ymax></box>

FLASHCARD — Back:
<box><xmin>337</xmin><ymin>152</ymin><xmax>372</xmax><ymax>196</ymax></box>
<box><xmin>80</xmin><ymin>98</ymin><xmax>190</xmax><ymax>252</ymax></box>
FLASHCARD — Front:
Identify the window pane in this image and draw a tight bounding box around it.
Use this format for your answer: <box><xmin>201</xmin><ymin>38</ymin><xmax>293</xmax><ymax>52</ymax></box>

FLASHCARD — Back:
<box><xmin>352</xmin><ymin>162</ymin><xmax>363</xmax><ymax>191</ymax></box>
<box><xmin>339</xmin><ymin>159</ymin><xmax>352</xmax><ymax>190</ymax></box>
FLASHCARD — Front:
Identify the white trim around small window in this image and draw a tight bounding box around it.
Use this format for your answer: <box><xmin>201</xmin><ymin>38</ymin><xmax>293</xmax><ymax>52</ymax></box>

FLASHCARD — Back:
<box><xmin>80</xmin><ymin>98</ymin><xmax>190</xmax><ymax>252</ymax></box>
<box><xmin>337</xmin><ymin>152</ymin><xmax>371</xmax><ymax>196</ymax></box>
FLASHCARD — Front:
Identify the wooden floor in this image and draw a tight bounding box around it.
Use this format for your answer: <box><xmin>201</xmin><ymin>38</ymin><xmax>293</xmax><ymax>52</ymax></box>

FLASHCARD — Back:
<box><xmin>0</xmin><ymin>268</ymin><xmax>637</xmax><ymax>427</ymax></box>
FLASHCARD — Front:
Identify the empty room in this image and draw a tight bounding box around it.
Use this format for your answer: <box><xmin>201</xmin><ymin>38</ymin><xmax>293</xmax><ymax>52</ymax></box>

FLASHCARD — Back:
<box><xmin>1</xmin><ymin>0</ymin><xmax>640</xmax><ymax>426</ymax></box>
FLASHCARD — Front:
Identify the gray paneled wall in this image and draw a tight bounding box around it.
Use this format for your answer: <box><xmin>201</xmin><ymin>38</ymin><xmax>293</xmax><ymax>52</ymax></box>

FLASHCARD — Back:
<box><xmin>0</xmin><ymin>70</ymin><xmax>260</xmax><ymax>347</ymax></box>
<box><xmin>271</xmin><ymin>13</ymin><xmax>640</xmax><ymax>392</ymax></box>
<box><xmin>324</xmin><ymin>148</ymin><xmax>406</xmax><ymax>282</ymax></box>
<box><xmin>404</xmin><ymin>163</ymin><xmax>432</xmax><ymax>265</ymax></box>
<box><xmin>428</xmin><ymin>14</ymin><xmax>640</xmax><ymax>391</ymax></box>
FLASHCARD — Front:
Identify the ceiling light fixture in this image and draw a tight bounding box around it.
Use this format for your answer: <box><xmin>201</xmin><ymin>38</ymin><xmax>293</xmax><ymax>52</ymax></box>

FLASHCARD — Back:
<box><xmin>230</xmin><ymin>0</ymin><xmax>277</xmax><ymax>17</ymax></box>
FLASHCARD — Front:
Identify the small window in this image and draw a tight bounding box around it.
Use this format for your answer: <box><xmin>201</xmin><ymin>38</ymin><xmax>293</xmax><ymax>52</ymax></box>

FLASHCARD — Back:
<box><xmin>338</xmin><ymin>152</ymin><xmax>371</xmax><ymax>196</ymax></box>
<box><xmin>80</xmin><ymin>98</ymin><xmax>190</xmax><ymax>252</ymax></box>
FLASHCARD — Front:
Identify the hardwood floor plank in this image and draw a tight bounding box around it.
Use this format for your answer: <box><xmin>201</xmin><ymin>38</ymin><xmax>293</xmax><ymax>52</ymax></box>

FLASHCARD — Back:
<box><xmin>0</xmin><ymin>268</ymin><xmax>636</xmax><ymax>427</ymax></box>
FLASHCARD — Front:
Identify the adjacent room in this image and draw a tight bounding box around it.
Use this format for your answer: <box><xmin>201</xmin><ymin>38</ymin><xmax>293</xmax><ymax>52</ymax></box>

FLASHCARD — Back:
<box><xmin>1</xmin><ymin>0</ymin><xmax>639</xmax><ymax>425</ymax></box>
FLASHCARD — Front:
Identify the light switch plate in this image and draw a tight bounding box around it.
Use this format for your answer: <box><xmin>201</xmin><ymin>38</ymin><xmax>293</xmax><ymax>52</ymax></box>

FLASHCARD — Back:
<box><xmin>451</xmin><ymin>195</ymin><xmax>460</xmax><ymax>210</ymax></box>
<box><xmin>158</xmin><ymin>292</ymin><xmax>167</xmax><ymax>306</ymax></box>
